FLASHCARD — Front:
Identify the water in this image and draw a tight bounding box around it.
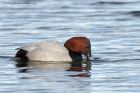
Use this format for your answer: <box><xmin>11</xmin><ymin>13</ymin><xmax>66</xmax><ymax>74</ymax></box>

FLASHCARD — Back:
<box><xmin>0</xmin><ymin>0</ymin><xmax>140</xmax><ymax>93</ymax></box>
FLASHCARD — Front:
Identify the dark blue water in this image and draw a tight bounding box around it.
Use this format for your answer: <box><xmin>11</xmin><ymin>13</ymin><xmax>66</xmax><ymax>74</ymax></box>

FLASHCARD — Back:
<box><xmin>0</xmin><ymin>0</ymin><xmax>140</xmax><ymax>93</ymax></box>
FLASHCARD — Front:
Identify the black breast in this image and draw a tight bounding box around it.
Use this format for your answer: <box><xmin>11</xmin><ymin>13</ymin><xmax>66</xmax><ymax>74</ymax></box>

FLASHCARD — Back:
<box><xmin>68</xmin><ymin>50</ymin><xmax>83</xmax><ymax>61</ymax></box>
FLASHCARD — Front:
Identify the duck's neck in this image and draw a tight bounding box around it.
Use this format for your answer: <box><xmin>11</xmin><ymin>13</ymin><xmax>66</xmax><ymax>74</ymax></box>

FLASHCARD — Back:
<box><xmin>68</xmin><ymin>50</ymin><xmax>83</xmax><ymax>61</ymax></box>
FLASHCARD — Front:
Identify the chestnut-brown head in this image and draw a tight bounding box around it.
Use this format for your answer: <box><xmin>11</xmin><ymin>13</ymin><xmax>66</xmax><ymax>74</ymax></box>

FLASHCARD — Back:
<box><xmin>64</xmin><ymin>37</ymin><xmax>91</xmax><ymax>59</ymax></box>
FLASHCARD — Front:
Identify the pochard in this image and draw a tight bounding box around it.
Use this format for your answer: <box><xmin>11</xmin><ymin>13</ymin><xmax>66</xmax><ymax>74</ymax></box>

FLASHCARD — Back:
<box><xmin>15</xmin><ymin>37</ymin><xmax>91</xmax><ymax>62</ymax></box>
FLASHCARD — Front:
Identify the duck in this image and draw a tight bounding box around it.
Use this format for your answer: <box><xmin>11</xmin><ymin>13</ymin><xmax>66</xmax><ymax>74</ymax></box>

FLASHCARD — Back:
<box><xmin>15</xmin><ymin>36</ymin><xmax>91</xmax><ymax>62</ymax></box>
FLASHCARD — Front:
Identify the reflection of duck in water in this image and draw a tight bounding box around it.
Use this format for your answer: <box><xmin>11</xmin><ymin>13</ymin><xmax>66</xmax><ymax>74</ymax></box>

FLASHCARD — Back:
<box><xmin>15</xmin><ymin>37</ymin><xmax>91</xmax><ymax>62</ymax></box>
<box><xmin>67</xmin><ymin>61</ymin><xmax>91</xmax><ymax>77</ymax></box>
<box><xmin>15</xmin><ymin>59</ymin><xmax>91</xmax><ymax>77</ymax></box>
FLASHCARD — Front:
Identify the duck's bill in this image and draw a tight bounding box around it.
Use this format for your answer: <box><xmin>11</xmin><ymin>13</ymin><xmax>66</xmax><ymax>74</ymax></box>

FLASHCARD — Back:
<box><xmin>84</xmin><ymin>51</ymin><xmax>92</xmax><ymax>60</ymax></box>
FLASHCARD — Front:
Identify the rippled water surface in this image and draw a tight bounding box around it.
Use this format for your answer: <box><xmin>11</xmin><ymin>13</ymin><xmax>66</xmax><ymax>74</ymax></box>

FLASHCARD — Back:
<box><xmin>0</xmin><ymin>0</ymin><xmax>140</xmax><ymax>93</ymax></box>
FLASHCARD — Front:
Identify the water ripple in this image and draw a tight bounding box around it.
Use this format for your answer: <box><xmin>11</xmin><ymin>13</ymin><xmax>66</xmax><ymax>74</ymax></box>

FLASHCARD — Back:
<box><xmin>127</xmin><ymin>11</ymin><xmax>140</xmax><ymax>17</ymax></box>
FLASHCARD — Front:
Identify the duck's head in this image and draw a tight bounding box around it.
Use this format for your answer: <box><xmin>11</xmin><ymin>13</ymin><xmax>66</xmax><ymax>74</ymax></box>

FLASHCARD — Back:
<box><xmin>64</xmin><ymin>37</ymin><xmax>91</xmax><ymax>60</ymax></box>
